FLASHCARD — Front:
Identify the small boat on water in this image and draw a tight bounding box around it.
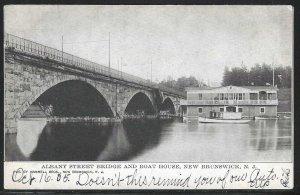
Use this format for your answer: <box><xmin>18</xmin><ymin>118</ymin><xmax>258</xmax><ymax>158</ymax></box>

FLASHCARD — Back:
<box><xmin>183</xmin><ymin>116</ymin><xmax>194</xmax><ymax>123</ymax></box>
<box><xmin>282</xmin><ymin>115</ymin><xmax>291</xmax><ymax>119</ymax></box>
<box><xmin>254</xmin><ymin>115</ymin><xmax>279</xmax><ymax>120</ymax></box>
<box><xmin>199</xmin><ymin>111</ymin><xmax>251</xmax><ymax>124</ymax></box>
<box><xmin>277</xmin><ymin>112</ymin><xmax>292</xmax><ymax>120</ymax></box>
<box><xmin>199</xmin><ymin>117</ymin><xmax>251</xmax><ymax>124</ymax></box>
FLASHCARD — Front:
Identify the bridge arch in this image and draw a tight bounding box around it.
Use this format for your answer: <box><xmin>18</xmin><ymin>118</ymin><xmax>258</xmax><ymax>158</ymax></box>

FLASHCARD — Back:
<box><xmin>123</xmin><ymin>91</ymin><xmax>156</xmax><ymax>115</ymax></box>
<box><xmin>16</xmin><ymin>76</ymin><xmax>114</xmax><ymax>119</ymax></box>
<box><xmin>161</xmin><ymin>97</ymin><xmax>176</xmax><ymax>114</ymax></box>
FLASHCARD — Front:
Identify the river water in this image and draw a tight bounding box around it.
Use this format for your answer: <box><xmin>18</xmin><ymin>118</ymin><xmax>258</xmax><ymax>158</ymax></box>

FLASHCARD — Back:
<box><xmin>5</xmin><ymin>118</ymin><xmax>292</xmax><ymax>162</ymax></box>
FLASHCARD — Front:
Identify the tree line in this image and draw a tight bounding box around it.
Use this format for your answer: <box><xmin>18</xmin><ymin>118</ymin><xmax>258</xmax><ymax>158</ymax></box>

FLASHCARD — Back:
<box><xmin>159</xmin><ymin>76</ymin><xmax>206</xmax><ymax>91</ymax></box>
<box><xmin>159</xmin><ymin>63</ymin><xmax>291</xmax><ymax>92</ymax></box>
<box><xmin>222</xmin><ymin>63</ymin><xmax>291</xmax><ymax>88</ymax></box>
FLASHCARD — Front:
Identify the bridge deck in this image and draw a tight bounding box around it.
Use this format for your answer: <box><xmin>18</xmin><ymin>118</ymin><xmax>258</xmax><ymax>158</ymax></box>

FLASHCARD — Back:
<box><xmin>4</xmin><ymin>33</ymin><xmax>186</xmax><ymax>98</ymax></box>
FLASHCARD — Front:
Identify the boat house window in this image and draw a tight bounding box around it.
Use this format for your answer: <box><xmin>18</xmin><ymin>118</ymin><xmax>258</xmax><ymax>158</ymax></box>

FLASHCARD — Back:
<box><xmin>219</xmin><ymin>93</ymin><xmax>224</xmax><ymax>100</ymax></box>
<box><xmin>259</xmin><ymin>91</ymin><xmax>267</xmax><ymax>100</ymax></box>
<box><xmin>219</xmin><ymin>107</ymin><xmax>224</xmax><ymax>112</ymax></box>
<box><xmin>250</xmin><ymin>93</ymin><xmax>258</xmax><ymax>100</ymax></box>
<box><xmin>226</xmin><ymin>106</ymin><xmax>236</xmax><ymax>112</ymax></box>
<box><xmin>238</xmin><ymin>93</ymin><xmax>243</xmax><ymax>100</ymax></box>
<box><xmin>238</xmin><ymin>107</ymin><xmax>243</xmax><ymax>113</ymax></box>
<box><xmin>198</xmin><ymin>107</ymin><xmax>203</xmax><ymax>113</ymax></box>
<box><xmin>260</xmin><ymin>107</ymin><xmax>265</xmax><ymax>114</ymax></box>
<box><xmin>198</xmin><ymin>93</ymin><xmax>202</xmax><ymax>100</ymax></box>
<box><xmin>268</xmin><ymin>93</ymin><xmax>277</xmax><ymax>100</ymax></box>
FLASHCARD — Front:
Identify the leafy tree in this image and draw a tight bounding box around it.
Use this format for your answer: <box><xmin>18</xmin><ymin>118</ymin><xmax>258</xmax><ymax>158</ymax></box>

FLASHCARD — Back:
<box><xmin>160</xmin><ymin>76</ymin><xmax>205</xmax><ymax>91</ymax></box>
<box><xmin>222</xmin><ymin>65</ymin><xmax>249</xmax><ymax>86</ymax></box>
<box><xmin>222</xmin><ymin>63</ymin><xmax>291</xmax><ymax>88</ymax></box>
<box><xmin>222</xmin><ymin>66</ymin><xmax>231</xmax><ymax>86</ymax></box>
<box><xmin>175</xmin><ymin>76</ymin><xmax>199</xmax><ymax>91</ymax></box>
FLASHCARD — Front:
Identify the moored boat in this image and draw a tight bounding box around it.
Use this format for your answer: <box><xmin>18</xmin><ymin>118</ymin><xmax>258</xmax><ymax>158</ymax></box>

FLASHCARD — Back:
<box><xmin>183</xmin><ymin>116</ymin><xmax>196</xmax><ymax>123</ymax></box>
<box><xmin>199</xmin><ymin>117</ymin><xmax>251</xmax><ymax>124</ymax></box>
<box><xmin>199</xmin><ymin>111</ymin><xmax>251</xmax><ymax>124</ymax></box>
<box><xmin>282</xmin><ymin>115</ymin><xmax>291</xmax><ymax>119</ymax></box>
<box><xmin>254</xmin><ymin>115</ymin><xmax>279</xmax><ymax>120</ymax></box>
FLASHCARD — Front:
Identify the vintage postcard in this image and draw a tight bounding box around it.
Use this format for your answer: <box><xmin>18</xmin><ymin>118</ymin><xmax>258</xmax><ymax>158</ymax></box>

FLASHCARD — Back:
<box><xmin>3</xmin><ymin>5</ymin><xmax>293</xmax><ymax>190</ymax></box>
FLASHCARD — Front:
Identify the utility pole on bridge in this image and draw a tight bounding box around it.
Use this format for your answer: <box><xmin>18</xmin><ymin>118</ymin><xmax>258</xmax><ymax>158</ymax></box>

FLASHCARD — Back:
<box><xmin>151</xmin><ymin>59</ymin><xmax>153</xmax><ymax>83</ymax></box>
<box><xmin>61</xmin><ymin>36</ymin><xmax>64</xmax><ymax>62</ymax></box>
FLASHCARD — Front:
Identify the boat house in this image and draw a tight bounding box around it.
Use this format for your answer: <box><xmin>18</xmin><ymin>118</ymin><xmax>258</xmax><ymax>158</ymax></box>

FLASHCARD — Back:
<box><xmin>180</xmin><ymin>85</ymin><xmax>278</xmax><ymax>118</ymax></box>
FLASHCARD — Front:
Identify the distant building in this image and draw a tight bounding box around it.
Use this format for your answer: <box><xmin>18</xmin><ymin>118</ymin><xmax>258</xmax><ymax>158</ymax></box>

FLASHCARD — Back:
<box><xmin>180</xmin><ymin>85</ymin><xmax>278</xmax><ymax>118</ymax></box>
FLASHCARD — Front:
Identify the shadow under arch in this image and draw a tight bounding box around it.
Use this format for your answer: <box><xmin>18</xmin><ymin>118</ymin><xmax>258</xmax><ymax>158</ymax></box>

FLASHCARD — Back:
<box><xmin>161</xmin><ymin>97</ymin><xmax>176</xmax><ymax>114</ymax></box>
<box><xmin>22</xmin><ymin>80</ymin><xmax>114</xmax><ymax>118</ymax></box>
<box><xmin>124</xmin><ymin>92</ymin><xmax>155</xmax><ymax>115</ymax></box>
<box><xmin>29</xmin><ymin>122</ymin><xmax>114</xmax><ymax>161</ymax></box>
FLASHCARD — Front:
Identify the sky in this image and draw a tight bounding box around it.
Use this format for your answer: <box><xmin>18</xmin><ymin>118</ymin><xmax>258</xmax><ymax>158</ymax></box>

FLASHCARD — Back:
<box><xmin>4</xmin><ymin>5</ymin><xmax>293</xmax><ymax>86</ymax></box>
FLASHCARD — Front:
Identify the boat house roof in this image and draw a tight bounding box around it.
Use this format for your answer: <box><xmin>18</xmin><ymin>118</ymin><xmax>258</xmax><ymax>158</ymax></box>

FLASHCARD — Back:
<box><xmin>185</xmin><ymin>85</ymin><xmax>278</xmax><ymax>93</ymax></box>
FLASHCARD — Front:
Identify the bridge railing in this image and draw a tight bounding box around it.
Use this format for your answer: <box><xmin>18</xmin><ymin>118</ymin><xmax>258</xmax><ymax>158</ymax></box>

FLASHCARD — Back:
<box><xmin>4</xmin><ymin>33</ymin><xmax>186</xmax><ymax>98</ymax></box>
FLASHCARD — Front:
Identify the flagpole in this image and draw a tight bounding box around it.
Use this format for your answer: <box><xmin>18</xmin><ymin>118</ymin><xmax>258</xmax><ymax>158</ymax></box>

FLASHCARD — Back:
<box><xmin>151</xmin><ymin>59</ymin><xmax>152</xmax><ymax>83</ymax></box>
<box><xmin>272</xmin><ymin>62</ymin><xmax>275</xmax><ymax>87</ymax></box>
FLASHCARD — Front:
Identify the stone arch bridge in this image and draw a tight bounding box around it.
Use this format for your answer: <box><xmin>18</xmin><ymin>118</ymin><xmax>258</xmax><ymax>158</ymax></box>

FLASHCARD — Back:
<box><xmin>4</xmin><ymin>34</ymin><xmax>185</xmax><ymax>134</ymax></box>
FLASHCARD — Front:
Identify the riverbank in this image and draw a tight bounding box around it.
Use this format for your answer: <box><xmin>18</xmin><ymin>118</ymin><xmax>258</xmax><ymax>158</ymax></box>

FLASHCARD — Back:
<box><xmin>47</xmin><ymin>117</ymin><xmax>121</xmax><ymax>123</ymax></box>
<box><xmin>21</xmin><ymin>115</ymin><xmax>179</xmax><ymax>124</ymax></box>
<box><xmin>122</xmin><ymin>114</ymin><xmax>180</xmax><ymax>120</ymax></box>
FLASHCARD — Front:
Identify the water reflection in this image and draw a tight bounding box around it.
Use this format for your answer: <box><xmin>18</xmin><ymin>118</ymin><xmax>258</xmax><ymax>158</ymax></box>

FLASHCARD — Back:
<box><xmin>17</xmin><ymin>118</ymin><xmax>47</xmax><ymax>157</ymax></box>
<box><xmin>96</xmin><ymin>122</ymin><xmax>131</xmax><ymax>161</ymax></box>
<box><xmin>5</xmin><ymin>118</ymin><xmax>292</xmax><ymax>162</ymax></box>
<box><xmin>248</xmin><ymin>120</ymin><xmax>291</xmax><ymax>151</ymax></box>
<box><xmin>6</xmin><ymin>119</ymin><xmax>167</xmax><ymax>161</ymax></box>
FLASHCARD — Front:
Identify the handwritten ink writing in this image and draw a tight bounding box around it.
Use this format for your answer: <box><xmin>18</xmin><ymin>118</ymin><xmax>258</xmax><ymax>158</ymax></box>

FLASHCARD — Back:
<box><xmin>38</xmin><ymin>171</ymin><xmax>51</xmax><ymax>183</ymax></box>
<box><xmin>76</xmin><ymin>172</ymin><xmax>121</xmax><ymax>186</ymax></box>
<box><xmin>230</xmin><ymin>172</ymin><xmax>247</xmax><ymax>183</ymax></box>
<box><xmin>216</xmin><ymin>170</ymin><xmax>230</xmax><ymax>189</ymax></box>
<box><xmin>12</xmin><ymin>168</ymin><xmax>36</xmax><ymax>185</ymax></box>
<box><xmin>147</xmin><ymin>174</ymin><xmax>191</xmax><ymax>187</ymax></box>
<box><xmin>125</xmin><ymin>169</ymin><xmax>190</xmax><ymax>187</ymax></box>
<box><xmin>125</xmin><ymin>169</ymin><xmax>147</xmax><ymax>186</ymax></box>
<box><xmin>8</xmin><ymin>165</ymin><xmax>292</xmax><ymax>189</ymax></box>
<box><xmin>194</xmin><ymin>175</ymin><xmax>216</xmax><ymax>188</ymax></box>
<box><xmin>280</xmin><ymin>168</ymin><xmax>290</xmax><ymax>188</ymax></box>
<box><xmin>248</xmin><ymin>168</ymin><xmax>276</xmax><ymax>188</ymax></box>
